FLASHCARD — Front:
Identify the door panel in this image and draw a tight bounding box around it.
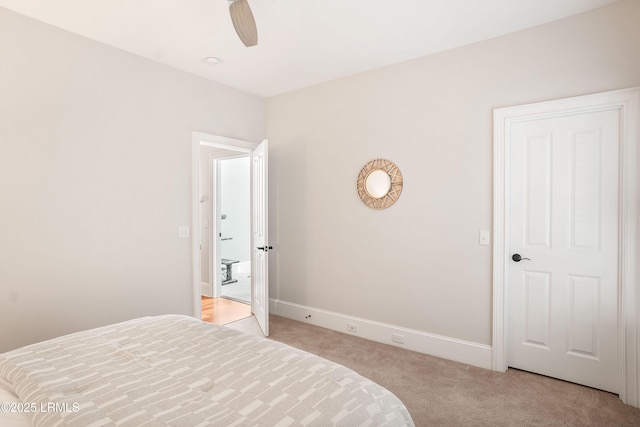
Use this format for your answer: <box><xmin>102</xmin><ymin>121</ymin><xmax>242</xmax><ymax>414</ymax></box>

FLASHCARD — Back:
<box><xmin>508</xmin><ymin>109</ymin><xmax>619</xmax><ymax>393</ymax></box>
<box><xmin>523</xmin><ymin>271</ymin><xmax>551</xmax><ymax>349</ymax></box>
<box><xmin>571</xmin><ymin>131</ymin><xmax>601</xmax><ymax>250</ymax></box>
<box><xmin>252</xmin><ymin>139</ymin><xmax>269</xmax><ymax>336</ymax></box>
<box><xmin>524</xmin><ymin>134</ymin><xmax>551</xmax><ymax>248</ymax></box>
<box><xmin>567</xmin><ymin>274</ymin><xmax>599</xmax><ymax>359</ymax></box>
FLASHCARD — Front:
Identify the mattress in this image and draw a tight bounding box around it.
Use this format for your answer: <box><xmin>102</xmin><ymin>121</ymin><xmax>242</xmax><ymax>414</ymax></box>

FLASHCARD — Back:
<box><xmin>0</xmin><ymin>315</ymin><xmax>413</xmax><ymax>426</ymax></box>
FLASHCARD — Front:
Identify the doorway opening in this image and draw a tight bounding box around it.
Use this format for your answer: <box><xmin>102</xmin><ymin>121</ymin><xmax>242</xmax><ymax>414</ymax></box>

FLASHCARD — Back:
<box><xmin>192</xmin><ymin>132</ymin><xmax>259</xmax><ymax>329</ymax></box>
<box><xmin>191</xmin><ymin>132</ymin><xmax>270</xmax><ymax>335</ymax></box>
<box><xmin>199</xmin><ymin>149</ymin><xmax>251</xmax><ymax>325</ymax></box>
<box><xmin>217</xmin><ymin>156</ymin><xmax>251</xmax><ymax>305</ymax></box>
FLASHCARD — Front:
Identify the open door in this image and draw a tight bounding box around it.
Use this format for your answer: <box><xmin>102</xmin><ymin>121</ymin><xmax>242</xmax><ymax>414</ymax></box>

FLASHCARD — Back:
<box><xmin>252</xmin><ymin>139</ymin><xmax>269</xmax><ymax>336</ymax></box>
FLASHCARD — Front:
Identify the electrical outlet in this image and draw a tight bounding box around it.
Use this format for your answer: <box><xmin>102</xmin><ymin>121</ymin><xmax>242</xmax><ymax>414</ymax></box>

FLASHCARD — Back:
<box><xmin>347</xmin><ymin>323</ymin><xmax>358</xmax><ymax>333</ymax></box>
<box><xmin>391</xmin><ymin>333</ymin><xmax>405</xmax><ymax>344</ymax></box>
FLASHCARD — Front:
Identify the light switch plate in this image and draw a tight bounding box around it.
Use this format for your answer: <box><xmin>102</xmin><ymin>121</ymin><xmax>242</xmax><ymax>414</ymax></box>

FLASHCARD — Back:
<box><xmin>178</xmin><ymin>226</ymin><xmax>190</xmax><ymax>238</ymax></box>
<box><xmin>479</xmin><ymin>229</ymin><xmax>490</xmax><ymax>246</ymax></box>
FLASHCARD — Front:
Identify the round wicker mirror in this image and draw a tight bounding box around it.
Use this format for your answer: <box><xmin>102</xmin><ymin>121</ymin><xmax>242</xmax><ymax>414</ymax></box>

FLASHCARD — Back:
<box><xmin>356</xmin><ymin>159</ymin><xmax>403</xmax><ymax>209</ymax></box>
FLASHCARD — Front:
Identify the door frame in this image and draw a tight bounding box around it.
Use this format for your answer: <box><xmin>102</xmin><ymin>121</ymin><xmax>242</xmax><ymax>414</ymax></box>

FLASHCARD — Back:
<box><xmin>492</xmin><ymin>87</ymin><xmax>639</xmax><ymax>405</ymax></box>
<box><xmin>191</xmin><ymin>131</ymin><xmax>257</xmax><ymax>319</ymax></box>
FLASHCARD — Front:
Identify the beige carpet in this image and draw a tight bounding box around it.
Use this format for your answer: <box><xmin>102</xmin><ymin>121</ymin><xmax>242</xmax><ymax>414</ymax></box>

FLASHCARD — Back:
<box><xmin>266</xmin><ymin>315</ymin><xmax>640</xmax><ymax>427</ymax></box>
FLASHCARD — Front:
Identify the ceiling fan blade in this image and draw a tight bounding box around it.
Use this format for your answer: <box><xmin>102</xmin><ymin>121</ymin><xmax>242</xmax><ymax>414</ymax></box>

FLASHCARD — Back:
<box><xmin>229</xmin><ymin>0</ymin><xmax>258</xmax><ymax>47</ymax></box>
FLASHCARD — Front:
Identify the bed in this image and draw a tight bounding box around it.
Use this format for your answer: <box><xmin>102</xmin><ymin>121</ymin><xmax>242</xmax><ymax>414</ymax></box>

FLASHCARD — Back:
<box><xmin>0</xmin><ymin>314</ymin><xmax>414</xmax><ymax>426</ymax></box>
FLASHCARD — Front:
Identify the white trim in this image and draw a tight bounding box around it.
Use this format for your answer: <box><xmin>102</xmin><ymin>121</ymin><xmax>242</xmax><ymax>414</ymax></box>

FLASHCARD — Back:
<box><xmin>270</xmin><ymin>298</ymin><xmax>492</xmax><ymax>369</ymax></box>
<box><xmin>492</xmin><ymin>87</ymin><xmax>639</xmax><ymax>406</ymax></box>
<box><xmin>213</xmin><ymin>158</ymin><xmax>221</xmax><ymax>298</ymax></box>
<box><xmin>191</xmin><ymin>132</ymin><xmax>258</xmax><ymax>319</ymax></box>
<box><xmin>193</xmin><ymin>131</ymin><xmax>256</xmax><ymax>153</ymax></box>
<box><xmin>620</xmin><ymin>87</ymin><xmax>640</xmax><ymax>407</ymax></box>
<box><xmin>210</xmin><ymin>156</ymin><xmax>219</xmax><ymax>298</ymax></box>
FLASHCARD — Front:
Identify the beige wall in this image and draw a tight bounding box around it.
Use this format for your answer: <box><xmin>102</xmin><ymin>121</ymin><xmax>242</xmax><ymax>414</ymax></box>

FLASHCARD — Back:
<box><xmin>266</xmin><ymin>0</ymin><xmax>640</xmax><ymax>345</ymax></box>
<box><xmin>0</xmin><ymin>8</ymin><xmax>265</xmax><ymax>353</ymax></box>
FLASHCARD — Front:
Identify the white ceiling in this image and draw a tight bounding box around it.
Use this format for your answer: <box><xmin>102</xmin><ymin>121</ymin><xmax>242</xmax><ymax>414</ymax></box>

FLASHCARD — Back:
<box><xmin>0</xmin><ymin>0</ymin><xmax>619</xmax><ymax>97</ymax></box>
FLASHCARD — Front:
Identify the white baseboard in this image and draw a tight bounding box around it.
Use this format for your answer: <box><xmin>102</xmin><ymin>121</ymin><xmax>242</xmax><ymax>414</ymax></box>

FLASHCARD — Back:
<box><xmin>201</xmin><ymin>281</ymin><xmax>212</xmax><ymax>297</ymax></box>
<box><xmin>269</xmin><ymin>298</ymin><xmax>492</xmax><ymax>370</ymax></box>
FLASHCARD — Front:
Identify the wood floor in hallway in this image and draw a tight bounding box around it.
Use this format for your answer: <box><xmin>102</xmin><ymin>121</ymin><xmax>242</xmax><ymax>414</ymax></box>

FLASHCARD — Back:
<box><xmin>201</xmin><ymin>296</ymin><xmax>251</xmax><ymax>325</ymax></box>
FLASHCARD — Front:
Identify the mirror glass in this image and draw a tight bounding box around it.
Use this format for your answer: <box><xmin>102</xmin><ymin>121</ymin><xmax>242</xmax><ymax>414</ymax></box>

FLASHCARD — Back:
<box><xmin>365</xmin><ymin>170</ymin><xmax>392</xmax><ymax>198</ymax></box>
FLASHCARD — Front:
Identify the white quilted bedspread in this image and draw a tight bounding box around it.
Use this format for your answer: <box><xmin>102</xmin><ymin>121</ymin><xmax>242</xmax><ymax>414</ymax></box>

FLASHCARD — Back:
<box><xmin>0</xmin><ymin>315</ymin><xmax>414</xmax><ymax>426</ymax></box>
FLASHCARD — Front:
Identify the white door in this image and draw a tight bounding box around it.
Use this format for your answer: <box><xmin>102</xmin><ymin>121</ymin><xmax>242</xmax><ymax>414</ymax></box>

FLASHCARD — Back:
<box><xmin>252</xmin><ymin>140</ymin><xmax>269</xmax><ymax>336</ymax></box>
<box><xmin>508</xmin><ymin>109</ymin><xmax>620</xmax><ymax>392</ymax></box>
